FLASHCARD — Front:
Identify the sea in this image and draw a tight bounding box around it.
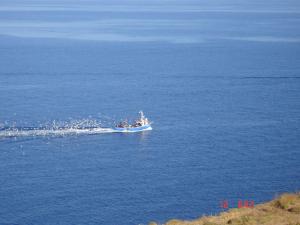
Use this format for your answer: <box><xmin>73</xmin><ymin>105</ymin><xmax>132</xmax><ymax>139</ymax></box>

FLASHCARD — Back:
<box><xmin>0</xmin><ymin>0</ymin><xmax>300</xmax><ymax>224</ymax></box>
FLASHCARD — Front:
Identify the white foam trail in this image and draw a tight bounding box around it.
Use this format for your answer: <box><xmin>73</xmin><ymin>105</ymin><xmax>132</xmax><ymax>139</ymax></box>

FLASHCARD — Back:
<box><xmin>0</xmin><ymin>127</ymin><xmax>117</xmax><ymax>138</ymax></box>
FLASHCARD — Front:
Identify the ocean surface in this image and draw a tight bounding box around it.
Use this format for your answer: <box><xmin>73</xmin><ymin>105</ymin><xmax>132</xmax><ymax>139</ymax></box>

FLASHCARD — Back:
<box><xmin>1</xmin><ymin>0</ymin><xmax>300</xmax><ymax>224</ymax></box>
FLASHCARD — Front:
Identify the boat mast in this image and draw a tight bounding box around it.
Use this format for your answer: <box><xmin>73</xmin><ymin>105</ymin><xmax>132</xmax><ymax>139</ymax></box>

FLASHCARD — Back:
<box><xmin>139</xmin><ymin>111</ymin><xmax>145</xmax><ymax>125</ymax></box>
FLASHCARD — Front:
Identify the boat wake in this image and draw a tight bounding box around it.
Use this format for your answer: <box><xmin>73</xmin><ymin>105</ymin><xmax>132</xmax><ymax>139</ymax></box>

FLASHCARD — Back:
<box><xmin>0</xmin><ymin>119</ymin><xmax>117</xmax><ymax>138</ymax></box>
<box><xmin>0</xmin><ymin>127</ymin><xmax>116</xmax><ymax>138</ymax></box>
<box><xmin>0</xmin><ymin>112</ymin><xmax>153</xmax><ymax>139</ymax></box>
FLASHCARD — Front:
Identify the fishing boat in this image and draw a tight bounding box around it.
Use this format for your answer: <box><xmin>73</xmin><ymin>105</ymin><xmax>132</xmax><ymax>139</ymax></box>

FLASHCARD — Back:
<box><xmin>114</xmin><ymin>111</ymin><xmax>152</xmax><ymax>132</ymax></box>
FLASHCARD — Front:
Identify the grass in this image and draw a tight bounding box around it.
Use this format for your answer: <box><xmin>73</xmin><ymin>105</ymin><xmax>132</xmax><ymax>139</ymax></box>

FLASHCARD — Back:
<box><xmin>149</xmin><ymin>192</ymin><xmax>300</xmax><ymax>225</ymax></box>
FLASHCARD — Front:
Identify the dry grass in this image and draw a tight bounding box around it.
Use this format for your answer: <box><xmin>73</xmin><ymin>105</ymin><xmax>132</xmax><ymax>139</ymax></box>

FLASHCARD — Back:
<box><xmin>150</xmin><ymin>192</ymin><xmax>300</xmax><ymax>225</ymax></box>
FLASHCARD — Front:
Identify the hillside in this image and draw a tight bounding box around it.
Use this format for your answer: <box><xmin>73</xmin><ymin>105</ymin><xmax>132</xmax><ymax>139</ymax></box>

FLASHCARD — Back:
<box><xmin>149</xmin><ymin>192</ymin><xmax>300</xmax><ymax>225</ymax></box>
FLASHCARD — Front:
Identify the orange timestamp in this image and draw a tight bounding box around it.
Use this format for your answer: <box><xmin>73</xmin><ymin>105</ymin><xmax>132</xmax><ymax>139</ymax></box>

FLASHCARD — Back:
<box><xmin>220</xmin><ymin>199</ymin><xmax>255</xmax><ymax>209</ymax></box>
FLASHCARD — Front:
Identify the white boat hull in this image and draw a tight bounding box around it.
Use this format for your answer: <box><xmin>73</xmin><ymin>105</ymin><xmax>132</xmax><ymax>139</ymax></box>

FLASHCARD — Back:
<box><xmin>113</xmin><ymin>124</ymin><xmax>152</xmax><ymax>133</ymax></box>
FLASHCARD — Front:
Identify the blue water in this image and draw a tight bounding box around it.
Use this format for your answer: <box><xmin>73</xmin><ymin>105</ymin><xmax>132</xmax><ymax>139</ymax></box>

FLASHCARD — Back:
<box><xmin>1</xmin><ymin>0</ymin><xmax>300</xmax><ymax>224</ymax></box>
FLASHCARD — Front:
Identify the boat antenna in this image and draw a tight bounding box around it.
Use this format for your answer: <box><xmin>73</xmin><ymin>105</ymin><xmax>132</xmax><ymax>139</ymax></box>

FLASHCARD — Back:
<box><xmin>139</xmin><ymin>110</ymin><xmax>145</xmax><ymax>119</ymax></box>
